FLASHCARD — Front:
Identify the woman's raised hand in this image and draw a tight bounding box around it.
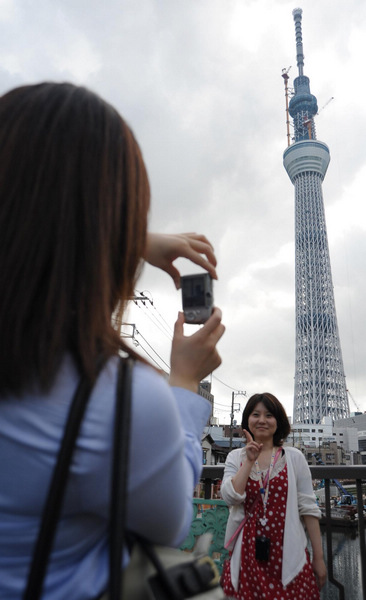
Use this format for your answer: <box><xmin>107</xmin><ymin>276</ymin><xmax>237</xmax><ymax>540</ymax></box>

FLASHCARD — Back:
<box><xmin>145</xmin><ymin>233</ymin><xmax>218</xmax><ymax>289</ymax></box>
<box><xmin>243</xmin><ymin>429</ymin><xmax>263</xmax><ymax>463</ymax></box>
<box><xmin>169</xmin><ymin>308</ymin><xmax>225</xmax><ymax>392</ymax></box>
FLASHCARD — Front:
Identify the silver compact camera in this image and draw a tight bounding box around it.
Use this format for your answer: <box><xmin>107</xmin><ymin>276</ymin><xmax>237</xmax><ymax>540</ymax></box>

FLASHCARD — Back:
<box><xmin>181</xmin><ymin>273</ymin><xmax>213</xmax><ymax>324</ymax></box>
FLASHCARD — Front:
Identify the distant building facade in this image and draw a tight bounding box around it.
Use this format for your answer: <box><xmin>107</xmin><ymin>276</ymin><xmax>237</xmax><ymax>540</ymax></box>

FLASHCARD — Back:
<box><xmin>289</xmin><ymin>416</ymin><xmax>358</xmax><ymax>454</ymax></box>
<box><xmin>334</xmin><ymin>412</ymin><xmax>366</xmax><ymax>464</ymax></box>
<box><xmin>199</xmin><ymin>380</ymin><xmax>214</xmax><ymax>425</ymax></box>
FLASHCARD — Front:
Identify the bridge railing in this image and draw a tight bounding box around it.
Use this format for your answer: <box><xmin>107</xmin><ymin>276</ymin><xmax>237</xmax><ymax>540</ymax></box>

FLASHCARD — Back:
<box><xmin>180</xmin><ymin>464</ymin><xmax>366</xmax><ymax>600</ymax></box>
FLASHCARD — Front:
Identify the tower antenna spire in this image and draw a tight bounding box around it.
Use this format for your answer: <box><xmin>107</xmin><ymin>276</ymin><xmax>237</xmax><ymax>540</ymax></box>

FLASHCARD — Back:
<box><xmin>292</xmin><ymin>8</ymin><xmax>304</xmax><ymax>76</ymax></box>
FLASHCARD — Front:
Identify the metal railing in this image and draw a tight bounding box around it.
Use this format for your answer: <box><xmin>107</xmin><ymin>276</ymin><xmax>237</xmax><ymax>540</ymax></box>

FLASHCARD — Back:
<box><xmin>310</xmin><ymin>465</ymin><xmax>366</xmax><ymax>600</ymax></box>
<box><xmin>188</xmin><ymin>464</ymin><xmax>366</xmax><ymax>599</ymax></box>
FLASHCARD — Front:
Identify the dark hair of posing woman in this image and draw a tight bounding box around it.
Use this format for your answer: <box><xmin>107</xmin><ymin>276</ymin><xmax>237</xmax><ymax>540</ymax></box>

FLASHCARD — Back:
<box><xmin>0</xmin><ymin>83</ymin><xmax>149</xmax><ymax>394</ymax></box>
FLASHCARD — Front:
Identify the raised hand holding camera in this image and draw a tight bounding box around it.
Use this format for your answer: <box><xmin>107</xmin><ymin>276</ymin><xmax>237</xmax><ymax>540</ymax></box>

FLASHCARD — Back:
<box><xmin>169</xmin><ymin>308</ymin><xmax>224</xmax><ymax>393</ymax></box>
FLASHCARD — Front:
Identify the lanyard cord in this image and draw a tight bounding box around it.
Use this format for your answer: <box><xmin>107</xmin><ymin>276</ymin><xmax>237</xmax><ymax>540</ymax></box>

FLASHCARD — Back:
<box><xmin>255</xmin><ymin>447</ymin><xmax>282</xmax><ymax>526</ymax></box>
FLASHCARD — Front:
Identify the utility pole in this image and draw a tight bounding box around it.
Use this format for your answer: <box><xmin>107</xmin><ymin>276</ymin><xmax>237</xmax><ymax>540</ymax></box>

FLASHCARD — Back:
<box><xmin>229</xmin><ymin>390</ymin><xmax>246</xmax><ymax>452</ymax></box>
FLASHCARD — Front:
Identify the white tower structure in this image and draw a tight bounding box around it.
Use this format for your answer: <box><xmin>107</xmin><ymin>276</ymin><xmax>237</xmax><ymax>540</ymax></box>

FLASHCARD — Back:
<box><xmin>283</xmin><ymin>8</ymin><xmax>350</xmax><ymax>423</ymax></box>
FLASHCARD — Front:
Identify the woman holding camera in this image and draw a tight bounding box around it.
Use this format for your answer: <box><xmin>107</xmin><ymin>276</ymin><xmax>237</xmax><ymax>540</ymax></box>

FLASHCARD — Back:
<box><xmin>0</xmin><ymin>82</ymin><xmax>225</xmax><ymax>599</ymax></box>
<box><xmin>220</xmin><ymin>393</ymin><xmax>326</xmax><ymax>599</ymax></box>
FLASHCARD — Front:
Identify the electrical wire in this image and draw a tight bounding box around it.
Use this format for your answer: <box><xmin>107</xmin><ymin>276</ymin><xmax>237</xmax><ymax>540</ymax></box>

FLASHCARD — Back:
<box><xmin>130</xmin><ymin>291</ymin><xmax>245</xmax><ymax>399</ymax></box>
<box><xmin>135</xmin><ymin>329</ymin><xmax>170</xmax><ymax>371</ymax></box>
<box><xmin>137</xmin><ymin>289</ymin><xmax>174</xmax><ymax>336</ymax></box>
<box><xmin>212</xmin><ymin>374</ymin><xmax>244</xmax><ymax>392</ymax></box>
<box><xmin>134</xmin><ymin>297</ymin><xmax>173</xmax><ymax>340</ymax></box>
<box><xmin>134</xmin><ymin>338</ymin><xmax>169</xmax><ymax>374</ymax></box>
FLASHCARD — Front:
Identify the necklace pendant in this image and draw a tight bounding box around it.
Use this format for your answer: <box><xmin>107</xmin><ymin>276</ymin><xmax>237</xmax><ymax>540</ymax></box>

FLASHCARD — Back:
<box><xmin>260</xmin><ymin>517</ymin><xmax>267</xmax><ymax>526</ymax></box>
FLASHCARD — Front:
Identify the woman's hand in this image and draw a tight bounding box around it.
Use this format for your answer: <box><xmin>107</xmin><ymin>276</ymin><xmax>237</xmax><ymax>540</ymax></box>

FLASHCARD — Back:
<box><xmin>302</xmin><ymin>515</ymin><xmax>327</xmax><ymax>590</ymax></box>
<box><xmin>145</xmin><ymin>233</ymin><xmax>218</xmax><ymax>289</ymax></box>
<box><xmin>169</xmin><ymin>308</ymin><xmax>225</xmax><ymax>392</ymax></box>
<box><xmin>312</xmin><ymin>556</ymin><xmax>327</xmax><ymax>590</ymax></box>
<box><xmin>230</xmin><ymin>429</ymin><xmax>262</xmax><ymax>495</ymax></box>
<box><xmin>242</xmin><ymin>429</ymin><xmax>263</xmax><ymax>463</ymax></box>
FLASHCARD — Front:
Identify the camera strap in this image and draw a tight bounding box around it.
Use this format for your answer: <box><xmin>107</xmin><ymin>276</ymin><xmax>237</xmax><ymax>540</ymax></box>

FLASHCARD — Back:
<box><xmin>255</xmin><ymin>447</ymin><xmax>282</xmax><ymax>527</ymax></box>
<box><xmin>224</xmin><ymin>495</ymin><xmax>261</xmax><ymax>550</ymax></box>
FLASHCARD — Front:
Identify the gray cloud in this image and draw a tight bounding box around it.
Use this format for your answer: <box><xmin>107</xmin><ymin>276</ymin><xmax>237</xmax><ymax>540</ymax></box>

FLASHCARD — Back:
<box><xmin>1</xmin><ymin>0</ymin><xmax>365</xmax><ymax>419</ymax></box>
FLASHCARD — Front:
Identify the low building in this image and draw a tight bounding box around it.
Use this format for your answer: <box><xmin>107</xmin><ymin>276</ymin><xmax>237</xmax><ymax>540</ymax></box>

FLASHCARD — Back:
<box><xmin>289</xmin><ymin>416</ymin><xmax>358</xmax><ymax>455</ymax></box>
<box><xmin>202</xmin><ymin>425</ymin><xmax>244</xmax><ymax>464</ymax></box>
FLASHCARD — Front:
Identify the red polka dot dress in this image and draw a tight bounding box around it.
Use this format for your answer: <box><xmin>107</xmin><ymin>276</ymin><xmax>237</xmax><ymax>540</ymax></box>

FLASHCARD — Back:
<box><xmin>221</xmin><ymin>461</ymin><xmax>320</xmax><ymax>599</ymax></box>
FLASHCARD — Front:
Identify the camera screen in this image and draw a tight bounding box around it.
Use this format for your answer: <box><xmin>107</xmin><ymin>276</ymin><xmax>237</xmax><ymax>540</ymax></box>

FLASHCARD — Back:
<box><xmin>181</xmin><ymin>277</ymin><xmax>205</xmax><ymax>308</ymax></box>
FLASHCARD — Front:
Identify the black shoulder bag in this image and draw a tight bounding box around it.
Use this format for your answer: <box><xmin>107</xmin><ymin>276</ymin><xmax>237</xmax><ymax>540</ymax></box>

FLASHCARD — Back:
<box><xmin>24</xmin><ymin>357</ymin><xmax>133</xmax><ymax>600</ymax></box>
<box><xmin>24</xmin><ymin>357</ymin><xmax>222</xmax><ymax>600</ymax></box>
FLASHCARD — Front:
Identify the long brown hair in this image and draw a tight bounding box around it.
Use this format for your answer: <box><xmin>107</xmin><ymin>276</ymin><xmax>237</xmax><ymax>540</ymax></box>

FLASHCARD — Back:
<box><xmin>0</xmin><ymin>82</ymin><xmax>150</xmax><ymax>394</ymax></box>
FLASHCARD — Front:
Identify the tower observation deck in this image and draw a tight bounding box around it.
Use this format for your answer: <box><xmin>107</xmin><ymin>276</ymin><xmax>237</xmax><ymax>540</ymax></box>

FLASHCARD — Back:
<box><xmin>283</xmin><ymin>8</ymin><xmax>350</xmax><ymax>423</ymax></box>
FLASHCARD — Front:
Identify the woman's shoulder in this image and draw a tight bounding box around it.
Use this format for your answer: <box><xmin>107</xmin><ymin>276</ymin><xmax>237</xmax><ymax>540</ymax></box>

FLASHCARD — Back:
<box><xmin>79</xmin><ymin>357</ymin><xmax>175</xmax><ymax>438</ymax></box>
<box><xmin>99</xmin><ymin>355</ymin><xmax>169</xmax><ymax>394</ymax></box>
<box><xmin>283</xmin><ymin>445</ymin><xmax>307</xmax><ymax>462</ymax></box>
<box><xmin>225</xmin><ymin>446</ymin><xmax>245</xmax><ymax>465</ymax></box>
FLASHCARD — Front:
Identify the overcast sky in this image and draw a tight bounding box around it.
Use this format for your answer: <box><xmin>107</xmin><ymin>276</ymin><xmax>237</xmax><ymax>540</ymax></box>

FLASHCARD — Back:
<box><xmin>2</xmin><ymin>0</ymin><xmax>366</xmax><ymax>421</ymax></box>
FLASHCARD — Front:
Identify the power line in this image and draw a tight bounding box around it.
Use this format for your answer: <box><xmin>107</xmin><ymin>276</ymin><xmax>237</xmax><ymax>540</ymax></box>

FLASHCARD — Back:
<box><xmin>212</xmin><ymin>374</ymin><xmax>244</xmax><ymax>392</ymax></box>
<box><xmin>131</xmin><ymin>291</ymin><xmax>246</xmax><ymax>396</ymax></box>
<box><xmin>214</xmin><ymin>402</ymin><xmax>232</xmax><ymax>409</ymax></box>
<box><xmin>135</xmin><ymin>329</ymin><xmax>170</xmax><ymax>371</ymax></box>
<box><xmin>133</xmin><ymin>291</ymin><xmax>173</xmax><ymax>340</ymax></box>
<box><xmin>134</xmin><ymin>338</ymin><xmax>169</xmax><ymax>374</ymax></box>
<box><xmin>138</xmin><ymin>289</ymin><xmax>174</xmax><ymax>336</ymax></box>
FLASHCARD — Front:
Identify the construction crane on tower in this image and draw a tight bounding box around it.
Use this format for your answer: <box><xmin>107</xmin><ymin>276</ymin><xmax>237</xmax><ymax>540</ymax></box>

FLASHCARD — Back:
<box><xmin>282</xmin><ymin>65</ymin><xmax>333</xmax><ymax>145</ymax></box>
<box><xmin>281</xmin><ymin>66</ymin><xmax>292</xmax><ymax>147</ymax></box>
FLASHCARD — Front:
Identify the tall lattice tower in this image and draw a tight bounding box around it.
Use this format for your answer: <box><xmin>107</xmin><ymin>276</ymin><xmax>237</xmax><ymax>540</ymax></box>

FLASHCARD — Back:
<box><xmin>283</xmin><ymin>8</ymin><xmax>350</xmax><ymax>423</ymax></box>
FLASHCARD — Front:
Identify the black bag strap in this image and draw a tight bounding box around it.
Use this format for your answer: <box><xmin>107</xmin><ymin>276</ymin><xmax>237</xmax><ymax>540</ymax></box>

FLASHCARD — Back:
<box><xmin>24</xmin><ymin>357</ymin><xmax>133</xmax><ymax>600</ymax></box>
<box><xmin>108</xmin><ymin>357</ymin><xmax>133</xmax><ymax>598</ymax></box>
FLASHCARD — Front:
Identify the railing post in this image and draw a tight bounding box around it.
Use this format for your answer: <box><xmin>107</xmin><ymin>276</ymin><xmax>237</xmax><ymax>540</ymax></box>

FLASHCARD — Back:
<box><xmin>324</xmin><ymin>478</ymin><xmax>345</xmax><ymax>599</ymax></box>
<box><xmin>356</xmin><ymin>479</ymin><xmax>366</xmax><ymax>598</ymax></box>
<box><xmin>203</xmin><ymin>478</ymin><xmax>212</xmax><ymax>499</ymax></box>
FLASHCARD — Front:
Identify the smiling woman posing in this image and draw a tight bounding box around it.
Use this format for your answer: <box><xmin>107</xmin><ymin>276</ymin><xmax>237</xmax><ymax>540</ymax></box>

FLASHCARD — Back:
<box><xmin>220</xmin><ymin>393</ymin><xmax>326</xmax><ymax>600</ymax></box>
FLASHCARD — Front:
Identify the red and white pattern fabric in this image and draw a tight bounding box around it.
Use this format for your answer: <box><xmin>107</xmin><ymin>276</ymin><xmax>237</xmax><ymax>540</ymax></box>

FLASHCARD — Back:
<box><xmin>221</xmin><ymin>464</ymin><xmax>320</xmax><ymax>599</ymax></box>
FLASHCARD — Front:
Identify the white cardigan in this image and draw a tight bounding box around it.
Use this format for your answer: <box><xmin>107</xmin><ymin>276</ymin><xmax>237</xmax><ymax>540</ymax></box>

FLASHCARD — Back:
<box><xmin>220</xmin><ymin>445</ymin><xmax>321</xmax><ymax>589</ymax></box>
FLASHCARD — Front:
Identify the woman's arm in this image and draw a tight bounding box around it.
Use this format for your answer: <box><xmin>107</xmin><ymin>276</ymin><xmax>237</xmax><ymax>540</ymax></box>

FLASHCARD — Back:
<box><xmin>220</xmin><ymin>450</ymin><xmax>247</xmax><ymax>506</ymax></box>
<box><xmin>126</xmin><ymin>304</ymin><xmax>224</xmax><ymax>545</ymax></box>
<box><xmin>294</xmin><ymin>452</ymin><xmax>327</xmax><ymax>589</ymax></box>
<box><xmin>302</xmin><ymin>515</ymin><xmax>327</xmax><ymax>590</ymax></box>
<box><xmin>221</xmin><ymin>432</ymin><xmax>263</xmax><ymax>506</ymax></box>
<box><xmin>127</xmin><ymin>364</ymin><xmax>211</xmax><ymax>547</ymax></box>
<box><xmin>145</xmin><ymin>232</ymin><xmax>218</xmax><ymax>289</ymax></box>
